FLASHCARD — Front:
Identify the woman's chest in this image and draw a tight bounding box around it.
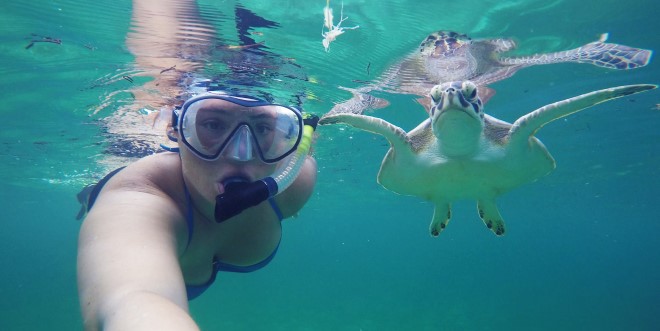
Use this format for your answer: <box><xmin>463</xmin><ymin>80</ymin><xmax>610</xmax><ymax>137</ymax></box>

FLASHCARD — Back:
<box><xmin>179</xmin><ymin>207</ymin><xmax>282</xmax><ymax>284</ymax></box>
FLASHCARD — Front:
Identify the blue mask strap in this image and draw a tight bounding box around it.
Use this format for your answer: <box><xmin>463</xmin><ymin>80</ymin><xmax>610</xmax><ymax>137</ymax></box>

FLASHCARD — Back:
<box><xmin>160</xmin><ymin>131</ymin><xmax>180</xmax><ymax>152</ymax></box>
<box><xmin>160</xmin><ymin>144</ymin><xmax>180</xmax><ymax>153</ymax></box>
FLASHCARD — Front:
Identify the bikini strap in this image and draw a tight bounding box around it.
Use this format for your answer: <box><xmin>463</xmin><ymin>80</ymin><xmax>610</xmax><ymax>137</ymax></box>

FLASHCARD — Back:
<box><xmin>267</xmin><ymin>198</ymin><xmax>284</xmax><ymax>221</ymax></box>
<box><xmin>183</xmin><ymin>182</ymin><xmax>194</xmax><ymax>249</ymax></box>
<box><xmin>86</xmin><ymin>166</ymin><xmax>126</xmax><ymax>211</ymax></box>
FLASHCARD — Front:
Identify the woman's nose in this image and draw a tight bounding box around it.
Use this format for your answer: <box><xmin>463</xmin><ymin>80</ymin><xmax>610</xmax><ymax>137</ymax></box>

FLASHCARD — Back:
<box><xmin>222</xmin><ymin>125</ymin><xmax>255</xmax><ymax>162</ymax></box>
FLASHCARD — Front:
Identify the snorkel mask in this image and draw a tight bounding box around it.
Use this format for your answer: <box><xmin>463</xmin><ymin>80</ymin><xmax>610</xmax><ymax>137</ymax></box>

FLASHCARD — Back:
<box><xmin>168</xmin><ymin>92</ymin><xmax>318</xmax><ymax>223</ymax></box>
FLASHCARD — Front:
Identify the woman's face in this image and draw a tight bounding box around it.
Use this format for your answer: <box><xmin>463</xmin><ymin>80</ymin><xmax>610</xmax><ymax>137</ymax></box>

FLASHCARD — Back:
<box><xmin>173</xmin><ymin>96</ymin><xmax>301</xmax><ymax>214</ymax></box>
<box><xmin>179</xmin><ymin>97</ymin><xmax>302</xmax><ymax>163</ymax></box>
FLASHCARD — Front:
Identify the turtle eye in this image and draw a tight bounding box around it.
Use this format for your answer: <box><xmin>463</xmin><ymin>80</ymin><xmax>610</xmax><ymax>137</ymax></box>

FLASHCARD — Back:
<box><xmin>431</xmin><ymin>93</ymin><xmax>443</xmax><ymax>105</ymax></box>
<box><xmin>469</xmin><ymin>87</ymin><xmax>477</xmax><ymax>100</ymax></box>
<box><xmin>430</xmin><ymin>86</ymin><xmax>443</xmax><ymax>104</ymax></box>
<box><xmin>462</xmin><ymin>81</ymin><xmax>478</xmax><ymax>101</ymax></box>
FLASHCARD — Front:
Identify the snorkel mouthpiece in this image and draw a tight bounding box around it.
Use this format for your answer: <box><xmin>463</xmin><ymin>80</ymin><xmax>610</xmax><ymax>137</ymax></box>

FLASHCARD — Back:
<box><xmin>214</xmin><ymin>177</ymin><xmax>278</xmax><ymax>223</ymax></box>
<box><xmin>213</xmin><ymin>113</ymin><xmax>319</xmax><ymax>223</ymax></box>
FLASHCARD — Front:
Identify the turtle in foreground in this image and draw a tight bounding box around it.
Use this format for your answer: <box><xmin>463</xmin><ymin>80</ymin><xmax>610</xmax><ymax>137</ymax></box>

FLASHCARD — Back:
<box><xmin>323</xmin><ymin>31</ymin><xmax>653</xmax><ymax>118</ymax></box>
<box><xmin>321</xmin><ymin>81</ymin><xmax>656</xmax><ymax>236</ymax></box>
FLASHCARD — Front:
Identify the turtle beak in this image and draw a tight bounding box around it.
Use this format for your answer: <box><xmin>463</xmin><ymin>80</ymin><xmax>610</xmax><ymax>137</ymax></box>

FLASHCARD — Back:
<box><xmin>430</xmin><ymin>82</ymin><xmax>481</xmax><ymax>120</ymax></box>
<box><xmin>443</xmin><ymin>86</ymin><xmax>465</xmax><ymax>110</ymax></box>
<box><xmin>431</xmin><ymin>82</ymin><xmax>482</xmax><ymax>119</ymax></box>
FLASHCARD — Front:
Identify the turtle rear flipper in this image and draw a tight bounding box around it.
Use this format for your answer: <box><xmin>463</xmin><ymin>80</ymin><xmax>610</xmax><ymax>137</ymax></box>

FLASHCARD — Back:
<box><xmin>477</xmin><ymin>199</ymin><xmax>505</xmax><ymax>236</ymax></box>
<box><xmin>430</xmin><ymin>203</ymin><xmax>451</xmax><ymax>237</ymax></box>
<box><xmin>415</xmin><ymin>97</ymin><xmax>433</xmax><ymax>115</ymax></box>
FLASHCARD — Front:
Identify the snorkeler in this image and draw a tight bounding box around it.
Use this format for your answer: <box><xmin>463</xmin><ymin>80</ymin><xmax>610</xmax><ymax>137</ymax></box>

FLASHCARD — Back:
<box><xmin>78</xmin><ymin>91</ymin><xmax>318</xmax><ymax>330</ymax></box>
<box><xmin>76</xmin><ymin>1</ymin><xmax>318</xmax><ymax>330</ymax></box>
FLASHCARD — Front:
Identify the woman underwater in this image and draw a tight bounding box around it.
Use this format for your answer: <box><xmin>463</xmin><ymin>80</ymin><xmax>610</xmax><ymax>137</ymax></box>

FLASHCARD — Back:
<box><xmin>77</xmin><ymin>1</ymin><xmax>317</xmax><ymax>330</ymax></box>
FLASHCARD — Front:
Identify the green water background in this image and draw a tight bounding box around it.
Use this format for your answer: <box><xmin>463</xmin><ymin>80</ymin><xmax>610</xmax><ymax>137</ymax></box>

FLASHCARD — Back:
<box><xmin>1</xmin><ymin>0</ymin><xmax>659</xmax><ymax>330</ymax></box>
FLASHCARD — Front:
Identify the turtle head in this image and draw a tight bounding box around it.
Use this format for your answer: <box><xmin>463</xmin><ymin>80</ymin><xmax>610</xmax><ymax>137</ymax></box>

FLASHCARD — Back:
<box><xmin>419</xmin><ymin>31</ymin><xmax>471</xmax><ymax>58</ymax></box>
<box><xmin>429</xmin><ymin>81</ymin><xmax>485</xmax><ymax>157</ymax></box>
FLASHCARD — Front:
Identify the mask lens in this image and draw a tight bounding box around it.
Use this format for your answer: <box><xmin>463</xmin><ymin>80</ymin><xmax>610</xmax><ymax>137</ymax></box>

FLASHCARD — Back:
<box><xmin>257</xmin><ymin>105</ymin><xmax>301</xmax><ymax>160</ymax></box>
<box><xmin>179</xmin><ymin>95</ymin><xmax>302</xmax><ymax>162</ymax></box>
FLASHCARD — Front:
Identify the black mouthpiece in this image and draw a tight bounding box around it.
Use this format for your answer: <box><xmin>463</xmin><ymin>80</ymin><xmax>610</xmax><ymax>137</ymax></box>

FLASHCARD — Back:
<box><xmin>214</xmin><ymin>179</ymin><xmax>275</xmax><ymax>223</ymax></box>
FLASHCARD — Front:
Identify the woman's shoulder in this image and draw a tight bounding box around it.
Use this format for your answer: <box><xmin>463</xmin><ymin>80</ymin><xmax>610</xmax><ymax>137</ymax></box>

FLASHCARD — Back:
<box><xmin>83</xmin><ymin>153</ymin><xmax>190</xmax><ymax>245</ymax></box>
<box><xmin>105</xmin><ymin>152</ymin><xmax>184</xmax><ymax>199</ymax></box>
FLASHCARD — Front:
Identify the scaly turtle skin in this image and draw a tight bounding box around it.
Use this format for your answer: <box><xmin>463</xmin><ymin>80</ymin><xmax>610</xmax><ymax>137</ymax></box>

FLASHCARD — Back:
<box><xmin>322</xmin><ymin>31</ymin><xmax>653</xmax><ymax>119</ymax></box>
<box><xmin>321</xmin><ymin>81</ymin><xmax>656</xmax><ymax>236</ymax></box>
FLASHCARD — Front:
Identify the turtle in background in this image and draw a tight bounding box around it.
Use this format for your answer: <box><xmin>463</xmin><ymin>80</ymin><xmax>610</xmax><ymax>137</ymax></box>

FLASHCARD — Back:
<box><xmin>321</xmin><ymin>31</ymin><xmax>653</xmax><ymax>119</ymax></box>
<box><xmin>320</xmin><ymin>81</ymin><xmax>656</xmax><ymax>236</ymax></box>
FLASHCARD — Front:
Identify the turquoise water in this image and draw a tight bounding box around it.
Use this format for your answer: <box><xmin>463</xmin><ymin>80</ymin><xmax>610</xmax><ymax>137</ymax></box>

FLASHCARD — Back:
<box><xmin>1</xmin><ymin>0</ymin><xmax>659</xmax><ymax>330</ymax></box>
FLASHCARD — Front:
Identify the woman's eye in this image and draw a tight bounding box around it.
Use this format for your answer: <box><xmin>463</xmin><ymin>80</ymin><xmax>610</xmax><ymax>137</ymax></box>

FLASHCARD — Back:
<box><xmin>255</xmin><ymin>123</ymin><xmax>273</xmax><ymax>135</ymax></box>
<box><xmin>201</xmin><ymin>120</ymin><xmax>225</xmax><ymax>132</ymax></box>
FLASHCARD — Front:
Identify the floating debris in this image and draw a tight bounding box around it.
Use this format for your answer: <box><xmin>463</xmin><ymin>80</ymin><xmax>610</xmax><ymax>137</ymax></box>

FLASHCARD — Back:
<box><xmin>217</xmin><ymin>41</ymin><xmax>265</xmax><ymax>50</ymax></box>
<box><xmin>25</xmin><ymin>34</ymin><xmax>62</xmax><ymax>49</ymax></box>
<box><xmin>160</xmin><ymin>65</ymin><xmax>177</xmax><ymax>74</ymax></box>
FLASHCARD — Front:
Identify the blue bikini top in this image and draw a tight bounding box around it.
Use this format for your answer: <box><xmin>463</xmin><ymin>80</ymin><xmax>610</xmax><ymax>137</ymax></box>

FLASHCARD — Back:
<box><xmin>182</xmin><ymin>184</ymin><xmax>283</xmax><ymax>300</ymax></box>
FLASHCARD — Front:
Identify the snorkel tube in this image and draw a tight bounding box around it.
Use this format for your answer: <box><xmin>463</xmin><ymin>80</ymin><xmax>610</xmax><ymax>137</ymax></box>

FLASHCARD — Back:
<box><xmin>214</xmin><ymin>114</ymin><xmax>319</xmax><ymax>223</ymax></box>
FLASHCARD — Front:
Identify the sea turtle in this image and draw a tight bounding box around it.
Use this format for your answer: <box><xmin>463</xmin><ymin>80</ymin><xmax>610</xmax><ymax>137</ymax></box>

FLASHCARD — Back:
<box><xmin>322</xmin><ymin>31</ymin><xmax>653</xmax><ymax>118</ymax></box>
<box><xmin>320</xmin><ymin>81</ymin><xmax>656</xmax><ymax>236</ymax></box>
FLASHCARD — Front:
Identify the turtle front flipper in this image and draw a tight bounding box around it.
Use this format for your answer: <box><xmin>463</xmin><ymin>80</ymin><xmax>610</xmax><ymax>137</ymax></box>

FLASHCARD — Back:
<box><xmin>477</xmin><ymin>199</ymin><xmax>506</xmax><ymax>236</ymax></box>
<box><xmin>573</xmin><ymin>42</ymin><xmax>652</xmax><ymax>70</ymax></box>
<box><xmin>509</xmin><ymin>84</ymin><xmax>657</xmax><ymax>144</ymax></box>
<box><xmin>319</xmin><ymin>113</ymin><xmax>411</xmax><ymax>150</ymax></box>
<box><xmin>430</xmin><ymin>203</ymin><xmax>451</xmax><ymax>237</ymax></box>
<box><xmin>477</xmin><ymin>85</ymin><xmax>496</xmax><ymax>104</ymax></box>
<box><xmin>321</xmin><ymin>87</ymin><xmax>390</xmax><ymax>120</ymax></box>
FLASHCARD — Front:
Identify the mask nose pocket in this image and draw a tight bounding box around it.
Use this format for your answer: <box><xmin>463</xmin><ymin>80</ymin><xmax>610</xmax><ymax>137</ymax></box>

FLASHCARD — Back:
<box><xmin>222</xmin><ymin>125</ymin><xmax>254</xmax><ymax>162</ymax></box>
